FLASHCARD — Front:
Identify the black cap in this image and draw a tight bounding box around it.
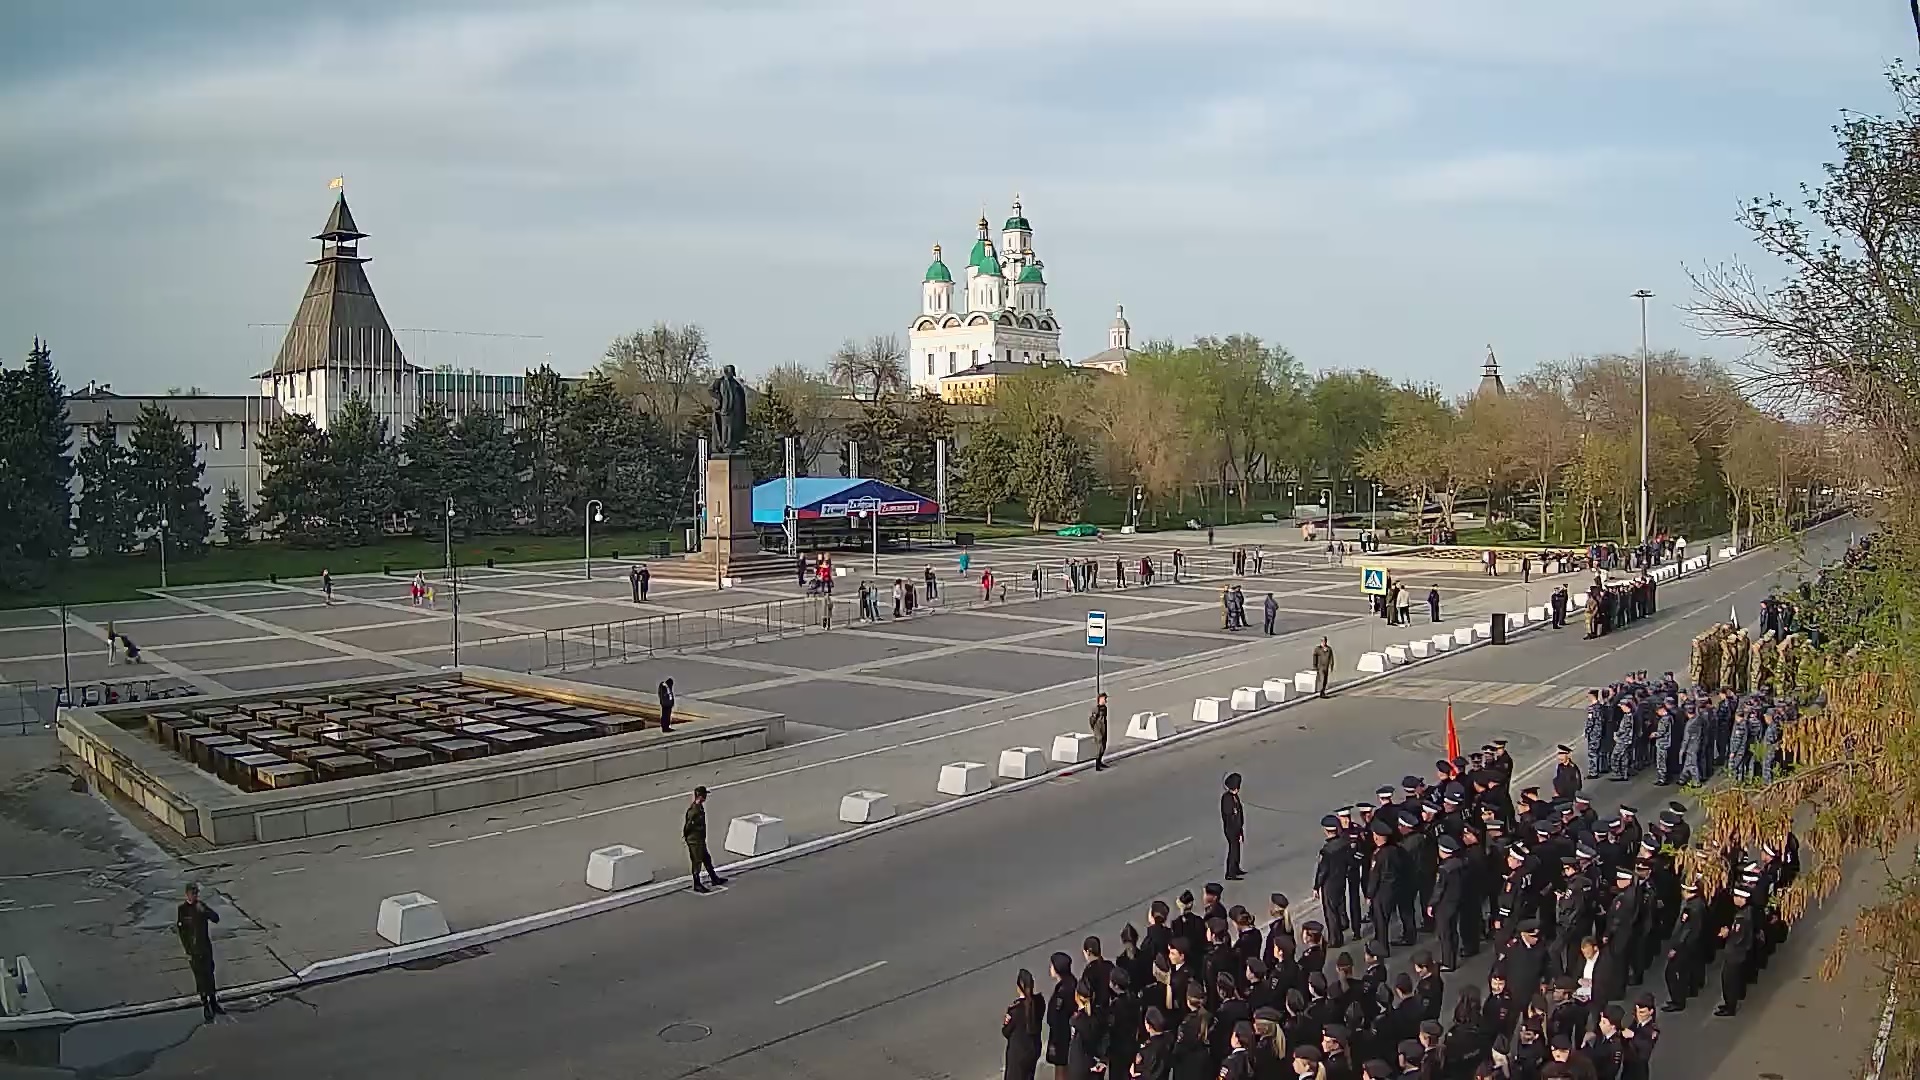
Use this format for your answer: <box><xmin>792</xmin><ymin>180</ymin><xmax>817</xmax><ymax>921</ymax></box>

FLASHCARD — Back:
<box><xmin>1371</xmin><ymin>819</ymin><xmax>1393</xmax><ymax>837</ymax></box>
<box><xmin>1517</xmin><ymin>918</ymin><xmax>1541</xmax><ymax>933</ymax></box>
<box><xmin>1419</xmin><ymin>1020</ymin><xmax>1443</xmax><ymax>1038</ymax></box>
<box><xmin>1556</xmin><ymin>743</ymin><xmax>1572</xmax><ymax>753</ymax></box>
<box><xmin>1634</xmin><ymin>991</ymin><xmax>1656</xmax><ymax>1008</ymax></box>
<box><xmin>1144</xmin><ymin>1005</ymin><xmax>1168</xmax><ymax>1030</ymax></box>
<box><xmin>1323</xmin><ymin>1023</ymin><xmax>1350</xmax><ymax>1041</ymax></box>
<box><xmin>1270</xmin><ymin>892</ymin><xmax>1289</xmax><ymax>908</ymax></box>
<box><xmin>1178</xmin><ymin>889</ymin><xmax>1195</xmax><ymax>904</ymax></box>
<box><xmin>1397</xmin><ymin>1039</ymin><xmax>1424</xmax><ymax>1061</ymax></box>
<box><xmin>1321</xmin><ymin>814</ymin><xmax>1341</xmax><ymax>829</ymax></box>
<box><xmin>1225</xmin><ymin>772</ymin><xmax>1243</xmax><ymax>789</ymax></box>
<box><xmin>1493</xmin><ymin>738</ymin><xmax>1508</xmax><ymax>748</ymax></box>
<box><xmin>1376</xmin><ymin>785</ymin><xmax>1395</xmax><ymax>797</ymax></box>
<box><xmin>1245</xmin><ymin>958</ymin><xmax>1267</xmax><ymax>978</ymax></box>
<box><xmin>1232</xmin><ymin>1020</ymin><xmax>1255</xmax><ymax>1045</ymax></box>
<box><xmin>1253</xmin><ymin>1005</ymin><xmax>1283</xmax><ymax>1022</ymax></box>
<box><xmin>1302</xmin><ymin>919</ymin><xmax>1323</xmax><ymax>934</ymax></box>
<box><xmin>1437</xmin><ymin>836</ymin><xmax>1460</xmax><ymax>854</ymax></box>
<box><xmin>1205</xmin><ymin>882</ymin><xmax>1224</xmax><ymax>896</ymax></box>
<box><xmin>1551</xmin><ymin>974</ymin><xmax>1580</xmax><ymax>991</ymax></box>
<box><xmin>1401</xmin><ymin>775</ymin><xmax>1421</xmax><ymax>789</ymax></box>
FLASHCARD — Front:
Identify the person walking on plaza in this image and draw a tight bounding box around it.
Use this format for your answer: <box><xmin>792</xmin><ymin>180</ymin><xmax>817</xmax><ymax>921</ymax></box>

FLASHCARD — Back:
<box><xmin>1428</xmin><ymin>586</ymin><xmax>1441</xmax><ymax>623</ymax></box>
<box><xmin>630</xmin><ymin>564</ymin><xmax>643</xmax><ymax>603</ymax></box>
<box><xmin>684</xmin><ymin>786</ymin><xmax>727</xmax><ymax>893</ymax></box>
<box><xmin>893</xmin><ymin>578</ymin><xmax>905</xmax><ymax>618</ymax></box>
<box><xmin>1395</xmin><ymin>584</ymin><xmax>1412</xmax><ymax>626</ymax></box>
<box><xmin>1222</xmin><ymin>772</ymin><xmax>1246</xmax><ymax>880</ymax></box>
<box><xmin>657</xmin><ymin>677</ymin><xmax>675</xmax><ymax>733</ymax></box>
<box><xmin>1088</xmin><ymin>692</ymin><xmax>1110</xmax><ymax>771</ymax></box>
<box><xmin>924</xmin><ymin>565</ymin><xmax>938</xmax><ymax>602</ymax></box>
<box><xmin>1312</xmin><ymin>637</ymin><xmax>1335</xmax><ymax>698</ymax></box>
<box><xmin>176</xmin><ymin>884</ymin><xmax>223</xmax><ymax>1021</ymax></box>
<box><xmin>1521</xmin><ymin>556</ymin><xmax>1532</xmax><ymax>584</ymax></box>
<box><xmin>1263</xmin><ymin>593</ymin><xmax>1278</xmax><ymax>635</ymax></box>
<box><xmin>321</xmin><ymin>569</ymin><xmax>334</xmax><ymax>604</ymax></box>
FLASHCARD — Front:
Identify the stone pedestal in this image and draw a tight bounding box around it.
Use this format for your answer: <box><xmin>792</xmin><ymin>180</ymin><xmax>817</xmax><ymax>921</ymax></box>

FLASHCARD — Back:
<box><xmin>699</xmin><ymin>454</ymin><xmax>758</xmax><ymax>580</ymax></box>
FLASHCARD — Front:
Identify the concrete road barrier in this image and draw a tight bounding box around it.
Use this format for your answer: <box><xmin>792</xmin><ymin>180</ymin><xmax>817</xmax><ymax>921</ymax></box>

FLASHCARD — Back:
<box><xmin>1229</xmin><ymin>686</ymin><xmax>1266</xmax><ymax>711</ymax></box>
<box><xmin>376</xmin><ymin>892</ymin><xmax>451</xmax><ymax>945</ymax></box>
<box><xmin>1294</xmin><ymin>671</ymin><xmax>1319</xmax><ymax>694</ymax></box>
<box><xmin>1192</xmin><ymin>697</ymin><xmax>1231</xmax><ymax>724</ymax></box>
<box><xmin>998</xmin><ymin>747</ymin><xmax>1047</xmax><ymax>779</ymax></box>
<box><xmin>1356</xmin><ymin>652</ymin><xmax>1387</xmax><ymax>673</ymax></box>
<box><xmin>1383</xmin><ymin>644</ymin><xmax>1409</xmax><ymax>666</ymax></box>
<box><xmin>1473</xmin><ymin>620</ymin><xmax>1493</xmax><ymax>639</ymax></box>
<box><xmin>0</xmin><ymin>954</ymin><xmax>54</xmax><ymax>1017</ymax></box>
<box><xmin>1125</xmin><ymin>712</ymin><xmax>1175</xmax><ymax>741</ymax></box>
<box><xmin>1453</xmin><ymin>627</ymin><xmax>1475</xmax><ymax>646</ymax></box>
<box><xmin>1408</xmin><ymin>639</ymin><xmax>1432</xmax><ymax>659</ymax></box>
<box><xmin>725</xmin><ymin>813</ymin><xmax>789</xmax><ymax>855</ymax></box>
<box><xmin>1261</xmin><ymin>678</ymin><xmax>1294</xmax><ymax>702</ymax></box>
<box><xmin>1051</xmin><ymin>732</ymin><xmax>1098</xmax><ymax>763</ymax></box>
<box><xmin>1506</xmin><ymin>611</ymin><xmax>1528</xmax><ymax>628</ymax></box>
<box><xmin>1528</xmin><ymin>604</ymin><xmax>1549</xmax><ymax>621</ymax></box>
<box><xmin>937</xmin><ymin>761</ymin><xmax>991</xmax><ymax>796</ymax></box>
<box><xmin>585</xmin><ymin>844</ymin><xmax>652</xmax><ymax>892</ymax></box>
<box><xmin>1431</xmin><ymin>633</ymin><xmax>1453</xmax><ymax>652</ymax></box>
<box><xmin>838</xmin><ymin>791</ymin><xmax>895</xmax><ymax>824</ymax></box>
<box><xmin>1571</xmin><ymin>592</ymin><xmax>1588</xmax><ymax>609</ymax></box>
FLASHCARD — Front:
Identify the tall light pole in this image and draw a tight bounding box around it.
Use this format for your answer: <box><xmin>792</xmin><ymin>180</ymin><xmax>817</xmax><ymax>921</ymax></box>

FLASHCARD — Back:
<box><xmin>157</xmin><ymin>513</ymin><xmax>169</xmax><ymax>589</ymax></box>
<box><xmin>1320</xmin><ymin>486</ymin><xmax>1334</xmax><ymax>539</ymax></box>
<box><xmin>584</xmin><ymin>499</ymin><xmax>604</xmax><ymax>579</ymax></box>
<box><xmin>1370</xmin><ymin>483</ymin><xmax>1381</xmax><ymax>535</ymax></box>
<box><xmin>1632</xmin><ymin>289</ymin><xmax>1654</xmax><ymax>542</ymax></box>
<box><xmin>445</xmin><ymin>499</ymin><xmax>460</xmax><ymax>666</ymax></box>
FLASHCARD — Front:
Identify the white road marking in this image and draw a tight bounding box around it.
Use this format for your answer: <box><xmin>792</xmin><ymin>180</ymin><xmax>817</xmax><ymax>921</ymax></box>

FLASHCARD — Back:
<box><xmin>773</xmin><ymin>960</ymin><xmax>888</xmax><ymax>1005</ymax></box>
<box><xmin>28</xmin><ymin>903</ymin><xmax>55</xmax><ymax>910</ymax></box>
<box><xmin>1330</xmin><ymin>758</ymin><xmax>1374</xmax><ymax>778</ymax></box>
<box><xmin>1124</xmin><ymin>836</ymin><xmax>1193</xmax><ymax>866</ymax></box>
<box><xmin>270</xmin><ymin>867</ymin><xmax>307</xmax><ymax>876</ymax></box>
<box><xmin>71</xmin><ymin>897</ymin><xmax>108</xmax><ymax>905</ymax></box>
<box><xmin>362</xmin><ymin>848</ymin><xmax>414</xmax><ymax>860</ymax></box>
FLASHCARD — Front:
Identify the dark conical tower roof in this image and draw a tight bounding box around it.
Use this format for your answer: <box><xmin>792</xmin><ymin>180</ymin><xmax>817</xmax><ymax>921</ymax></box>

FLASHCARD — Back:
<box><xmin>264</xmin><ymin>193</ymin><xmax>412</xmax><ymax>376</ymax></box>
<box><xmin>1477</xmin><ymin>345</ymin><xmax>1507</xmax><ymax>398</ymax></box>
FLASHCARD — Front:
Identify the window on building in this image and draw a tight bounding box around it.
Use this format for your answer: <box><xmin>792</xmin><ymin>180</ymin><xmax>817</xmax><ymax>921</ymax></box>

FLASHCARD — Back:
<box><xmin>971</xmin><ymin>349</ymin><xmax>980</xmax><ymax>367</ymax></box>
<box><xmin>304</xmin><ymin>371</ymin><xmax>313</xmax><ymax>396</ymax></box>
<box><xmin>948</xmin><ymin>352</ymin><xmax>956</xmax><ymax>374</ymax></box>
<box><xmin>1022</xmin><ymin>351</ymin><xmax>1030</xmax><ymax>363</ymax></box>
<box><xmin>926</xmin><ymin>353</ymin><xmax>935</xmax><ymax>376</ymax></box>
<box><xmin>212</xmin><ymin>424</ymin><xmax>223</xmax><ymax>451</ymax></box>
<box><xmin>1005</xmin><ymin>350</ymin><xmax>1012</xmax><ymax>363</ymax></box>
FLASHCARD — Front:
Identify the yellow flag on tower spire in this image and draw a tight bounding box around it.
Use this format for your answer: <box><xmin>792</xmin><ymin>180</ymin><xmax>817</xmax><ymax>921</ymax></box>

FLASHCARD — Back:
<box><xmin>328</xmin><ymin>176</ymin><xmax>345</xmax><ymax>190</ymax></box>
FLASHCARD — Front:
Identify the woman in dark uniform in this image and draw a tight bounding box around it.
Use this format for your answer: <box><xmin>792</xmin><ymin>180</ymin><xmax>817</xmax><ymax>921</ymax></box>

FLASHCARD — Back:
<box><xmin>1047</xmin><ymin>952</ymin><xmax>1077</xmax><ymax>1080</ymax></box>
<box><xmin>1004</xmin><ymin>968</ymin><xmax>1046</xmax><ymax>1080</ymax></box>
<box><xmin>1067</xmin><ymin>979</ymin><xmax>1107</xmax><ymax>1080</ymax></box>
<box><xmin>1171</xmin><ymin>983</ymin><xmax>1214</xmax><ymax>1080</ymax></box>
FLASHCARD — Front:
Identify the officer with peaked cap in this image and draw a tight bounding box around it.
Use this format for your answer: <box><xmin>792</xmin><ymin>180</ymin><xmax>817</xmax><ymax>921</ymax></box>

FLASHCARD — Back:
<box><xmin>1715</xmin><ymin>886</ymin><xmax>1757</xmax><ymax>1015</ymax></box>
<box><xmin>1314</xmin><ymin>815</ymin><xmax>1354</xmax><ymax>947</ymax></box>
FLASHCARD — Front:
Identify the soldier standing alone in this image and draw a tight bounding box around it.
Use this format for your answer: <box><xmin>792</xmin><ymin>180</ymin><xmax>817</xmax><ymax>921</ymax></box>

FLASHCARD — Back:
<box><xmin>684</xmin><ymin>786</ymin><xmax>728</xmax><ymax>893</ymax></box>
<box><xmin>1088</xmin><ymin>692</ymin><xmax>1109</xmax><ymax>771</ymax></box>
<box><xmin>1221</xmin><ymin>773</ymin><xmax>1246</xmax><ymax>880</ymax></box>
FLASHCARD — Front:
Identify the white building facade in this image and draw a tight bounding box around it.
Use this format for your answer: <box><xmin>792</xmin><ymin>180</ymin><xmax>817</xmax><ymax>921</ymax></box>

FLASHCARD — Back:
<box><xmin>908</xmin><ymin>199</ymin><xmax>1063</xmax><ymax>395</ymax></box>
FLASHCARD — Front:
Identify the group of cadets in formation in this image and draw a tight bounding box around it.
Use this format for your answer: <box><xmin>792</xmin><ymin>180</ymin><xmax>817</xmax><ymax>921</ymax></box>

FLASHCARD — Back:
<box><xmin>1000</xmin><ymin>672</ymin><xmax>1798</xmax><ymax>1080</ymax></box>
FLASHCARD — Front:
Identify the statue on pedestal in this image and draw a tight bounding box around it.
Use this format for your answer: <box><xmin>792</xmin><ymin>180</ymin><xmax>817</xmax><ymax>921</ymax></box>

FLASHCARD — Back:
<box><xmin>709</xmin><ymin>364</ymin><xmax>749</xmax><ymax>455</ymax></box>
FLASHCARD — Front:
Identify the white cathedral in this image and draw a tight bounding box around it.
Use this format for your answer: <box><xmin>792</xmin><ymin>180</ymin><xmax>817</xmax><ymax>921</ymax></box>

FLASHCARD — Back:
<box><xmin>908</xmin><ymin>199</ymin><xmax>1065</xmax><ymax>394</ymax></box>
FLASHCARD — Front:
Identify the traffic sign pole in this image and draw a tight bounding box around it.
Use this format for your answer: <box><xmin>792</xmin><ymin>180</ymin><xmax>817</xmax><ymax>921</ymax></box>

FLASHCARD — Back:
<box><xmin>1087</xmin><ymin>610</ymin><xmax>1107</xmax><ymax>698</ymax></box>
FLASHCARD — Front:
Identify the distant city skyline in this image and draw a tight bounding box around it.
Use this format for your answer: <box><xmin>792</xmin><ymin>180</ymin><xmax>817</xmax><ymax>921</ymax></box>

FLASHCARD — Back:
<box><xmin>0</xmin><ymin>1</ymin><xmax>1904</xmax><ymax>394</ymax></box>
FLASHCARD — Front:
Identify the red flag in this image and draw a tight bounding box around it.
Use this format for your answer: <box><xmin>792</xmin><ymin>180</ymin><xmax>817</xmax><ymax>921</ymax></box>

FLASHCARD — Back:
<box><xmin>1445</xmin><ymin>700</ymin><xmax>1460</xmax><ymax>761</ymax></box>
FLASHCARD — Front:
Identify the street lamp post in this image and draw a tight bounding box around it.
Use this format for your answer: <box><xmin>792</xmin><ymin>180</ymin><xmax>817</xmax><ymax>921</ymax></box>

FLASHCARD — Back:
<box><xmin>1370</xmin><ymin>483</ymin><xmax>1381</xmax><ymax>535</ymax></box>
<box><xmin>584</xmin><ymin>499</ymin><xmax>604</xmax><ymax>579</ymax></box>
<box><xmin>1320</xmin><ymin>487</ymin><xmax>1334</xmax><ymax>539</ymax></box>
<box><xmin>157</xmin><ymin>514</ymin><xmax>169</xmax><ymax>589</ymax></box>
<box><xmin>1632</xmin><ymin>288</ymin><xmax>1654</xmax><ymax>542</ymax></box>
<box><xmin>445</xmin><ymin>499</ymin><xmax>460</xmax><ymax>666</ymax></box>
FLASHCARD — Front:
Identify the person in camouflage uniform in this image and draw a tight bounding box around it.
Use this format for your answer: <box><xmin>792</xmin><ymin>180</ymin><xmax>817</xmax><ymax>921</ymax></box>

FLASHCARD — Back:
<box><xmin>1726</xmin><ymin>703</ymin><xmax>1758</xmax><ymax>783</ymax></box>
<box><xmin>1611</xmin><ymin>699</ymin><xmax>1639</xmax><ymax>780</ymax></box>
<box><xmin>1679</xmin><ymin>700</ymin><xmax>1707</xmax><ymax>785</ymax></box>
<box><xmin>1653</xmin><ymin>703</ymin><xmax>1678</xmax><ymax>785</ymax></box>
<box><xmin>1761</xmin><ymin>707</ymin><xmax>1787</xmax><ymax>784</ymax></box>
<box><xmin>1585</xmin><ymin>688</ymin><xmax>1612</xmax><ymax>777</ymax></box>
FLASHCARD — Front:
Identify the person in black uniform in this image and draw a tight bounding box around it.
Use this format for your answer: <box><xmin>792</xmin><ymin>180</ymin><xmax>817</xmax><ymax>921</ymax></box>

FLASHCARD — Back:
<box><xmin>1004</xmin><ymin>968</ymin><xmax>1047</xmax><ymax>1080</ymax></box>
<box><xmin>1222</xmin><ymin>773</ymin><xmax>1247</xmax><ymax>880</ymax></box>
<box><xmin>175</xmin><ymin>883</ymin><xmax>222</xmax><ymax>1021</ymax></box>
<box><xmin>1662</xmin><ymin>878</ymin><xmax>1707</xmax><ymax>1011</ymax></box>
<box><xmin>1133</xmin><ymin>1006</ymin><xmax>1175</xmax><ymax>1080</ymax></box>
<box><xmin>1551</xmin><ymin>745</ymin><xmax>1582</xmax><ymax>801</ymax></box>
<box><xmin>1714</xmin><ymin>888</ymin><xmax>1757</xmax><ymax>1016</ymax></box>
<box><xmin>684</xmin><ymin>786</ymin><xmax>727</xmax><ymax>892</ymax></box>
<box><xmin>1366</xmin><ymin>820</ymin><xmax>1406</xmax><ymax>957</ymax></box>
<box><xmin>1315</xmin><ymin>816</ymin><xmax>1354</xmax><ymax>947</ymax></box>
<box><xmin>1429</xmin><ymin>835</ymin><xmax>1467</xmax><ymax>971</ymax></box>
<box><xmin>1067</xmin><ymin>978</ymin><xmax>1107</xmax><ymax>1080</ymax></box>
<box><xmin>1046</xmin><ymin>953</ymin><xmax>1078</xmax><ymax>1080</ymax></box>
<box><xmin>658</xmin><ymin>677</ymin><xmax>676</xmax><ymax>733</ymax></box>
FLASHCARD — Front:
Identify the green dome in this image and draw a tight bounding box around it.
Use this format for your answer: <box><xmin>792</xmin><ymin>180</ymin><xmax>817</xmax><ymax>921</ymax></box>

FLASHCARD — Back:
<box><xmin>976</xmin><ymin>251</ymin><xmax>1002</xmax><ymax>277</ymax></box>
<box><xmin>968</xmin><ymin>238</ymin><xmax>990</xmax><ymax>270</ymax></box>
<box><xmin>1016</xmin><ymin>262</ymin><xmax>1044</xmax><ymax>284</ymax></box>
<box><xmin>1004</xmin><ymin>215</ymin><xmax>1031</xmax><ymax>231</ymax></box>
<box><xmin>924</xmin><ymin>257</ymin><xmax>952</xmax><ymax>283</ymax></box>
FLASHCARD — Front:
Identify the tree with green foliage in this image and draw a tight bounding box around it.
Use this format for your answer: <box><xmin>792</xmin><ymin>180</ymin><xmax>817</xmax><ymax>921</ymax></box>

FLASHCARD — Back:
<box><xmin>0</xmin><ymin>338</ymin><xmax>74</xmax><ymax>587</ymax></box>
<box><xmin>127</xmin><ymin>402</ymin><xmax>212</xmax><ymax>555</ymax></box>
<box><xmin>1306</xmin><ymin>370</ymin><xmax>1396</xmax><ymax>488</ymax></box>
<box><xmin>218</xmin><ymin>484</ymin><xmax>251</xmax><ymax>545</ymax></box>
<box><xmin>559</xmin><ymin>374</ymin><xmax>682</xmax><ymax>529</ymax></box>
<box><xmin>1012</xmin><ymin>412</ymin><xmax>1092</xmax><ymax>529</ymax></box>
<box><xmin>449</xmin><ymin>411</ymin><xmax>518</xmax><ymax>535</ymax></box>
<box><xmin>255</xmin><ymin>414</ymin><xmax>333</xmax><ymax>546</ymax></box>
<box><xmin>599</xmin><ymin>323</ymin><xmax>714</xmax><ymax>436</ymax></box>
<box><xmin>399</xmin><ymin>402</ymin><xmax>457</xmax><ymax>531</ymax></box>
<box><xmin>74</xmin><ymin>413</ymin><xmax>139</xmax><ymax>557</ymax></box>
<box><xmin>517</xmin><ymin>365</ymin><xmax>570</xmax><ymax>532</ymax></box>
<box><xmin>328</xmin><ymin>397</ymin><xmax>401</xmax><ymax>545</ymax></box>
<box><xmin>900</xmin><ymin>392</ymin><xmax>954</xmax><ymax>495</ymax></box>
<box><xmin>747</xmin><ymin>386</ymin><xmax>803</xmax><ymax>482</ymax></box>
<box><xmin>842</xmin><ymin>397</ymin><xmax>912</xmax><ymax>486</ymax></box>
<box><xmin>954</xmin><ymin>424</ymin><xmax>1017</xmax><ymax>524</ymax></box>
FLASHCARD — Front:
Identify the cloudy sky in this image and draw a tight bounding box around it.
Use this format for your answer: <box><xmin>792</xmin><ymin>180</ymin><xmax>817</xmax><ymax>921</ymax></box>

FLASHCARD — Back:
<box><xmin>0</xmin><ymin>1</ymin><xmax>1906</xmax><ymax>395</ymax></box>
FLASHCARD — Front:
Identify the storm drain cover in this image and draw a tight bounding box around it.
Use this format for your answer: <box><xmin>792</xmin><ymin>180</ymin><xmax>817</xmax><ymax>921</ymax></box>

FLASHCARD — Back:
<box><xmin>659</xmin><ymin>1022</ymin><xmax>712</xmax><ymax>1044</ymax></box>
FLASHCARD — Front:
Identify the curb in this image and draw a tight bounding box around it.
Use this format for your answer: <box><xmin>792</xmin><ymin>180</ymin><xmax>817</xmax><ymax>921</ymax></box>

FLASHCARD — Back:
<box><xmin>46</xmin><ymin>543</ymin><xmax>1756</xmax><ymax>1027</ymax></box>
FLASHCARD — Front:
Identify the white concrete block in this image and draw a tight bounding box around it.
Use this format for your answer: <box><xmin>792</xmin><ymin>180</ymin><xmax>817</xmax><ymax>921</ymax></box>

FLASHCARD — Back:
<box><xmin>1408</xmin><ymin>639</ymin><xmax>1432</xmax><ymax>659</ymax></box>
<box><xmin>839</xmin><ymin>790</ymin><xmax>896</xmax><ymax>823</ymax></box>
<box><xmin>1383</xmin><ymin>644</ymin><xmax>1409</xmax><ymax>666</ymax></box>
<box><xmin>1430</xmin><ymin>633</ymin><xmax>1453</xmax><ymax>652</ymax></box>
<box><xmin>725</xmin><ymin>812</ymin><xmax>789</xmax><ymax>855</ymax></box>
<box><xmin>998</xmin><ymin>746</ymin><xmax>1048</xmax><ymax>779</ymax></box>
<box><xmin>1571</xmin><ymin>592</ymin><xmax>1588</xmax><ymax>609</ymax></box>
<box><xmin>1294</xmin><ymin>671</ymin><xmax>1320</xmax><ymax>694</ymax></box>
<box><xmin>376</xmin><ymin>892</ymin><xmax>450</xmax><ymax>945</ymax></box>
<box><xmin>585</xmin><ymin>844</ymin><xmax>653</xmax><ymax>892</ymax></box>
<box><xmin>1230</xmin><ymin>686</ymin><xmax>1267</xmax><ymax>711</ymax></box>
<box><xmin>1473</xmin><ymin>621</ymin><xmax>1493</xmax><ymax>639</ymax></box>
<box><xmin>1356</xmin><ymin>652</ymin><xmax>1387</xmax><ymax>673</ymax></box>
<box><xmin>1192</xmin><ymin>696</ymin><xmax>1232</xmax><ymax>724</ymax></box>
<box><xmin>1506</xmin><ymin>611</ymin><xmax>1528</xmax><ymax>628</ymax></box>
<box><xmin>1528</xmin><ymin>604</ymin><xmax>1549</xmax><ymax>622</ymax></box>
<box><xmin>1719</xmin><ymin>546</ymin><xmax>1739</xmax><ymax>559</ymax></box>
<box><xmin>1261</xmin><ymin>678</ymin><xmax>1294</xmax><ymax>703</ymax></box>
<box><xmin>1051</xmin><ymin>732</ymin><xmax>1098</xmax><ymax>764</ymax></box>
<box><xmin>1125</xmin><ymin>711</ymin><xmax>1176</xmax><ymax>741</ymax></box>
<box><xmin>937</xmin><ymin>761</ymin><xmax>991</xmax><ymax>796</ymax></box>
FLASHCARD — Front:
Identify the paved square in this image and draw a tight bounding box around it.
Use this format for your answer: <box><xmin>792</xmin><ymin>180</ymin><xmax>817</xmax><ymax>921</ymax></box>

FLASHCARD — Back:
<box><xmin>709</xmin><ymin>678</ymin><xmax>982</xmax><ymax>733</ymax></box>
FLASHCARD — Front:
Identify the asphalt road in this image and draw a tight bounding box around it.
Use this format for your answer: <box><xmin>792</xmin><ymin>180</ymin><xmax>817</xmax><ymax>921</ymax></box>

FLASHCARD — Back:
<box><xmin>96</xmin><ymin>525</ymin><xmax>1850</xmax><ymax>1080</ymax></box>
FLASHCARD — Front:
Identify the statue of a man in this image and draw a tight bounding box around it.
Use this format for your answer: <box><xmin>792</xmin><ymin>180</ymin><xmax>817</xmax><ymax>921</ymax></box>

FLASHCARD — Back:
<box><xmin>709</xmin><ymin>363</ymin><xmax>749</xmax><ymax>454</ymax></box>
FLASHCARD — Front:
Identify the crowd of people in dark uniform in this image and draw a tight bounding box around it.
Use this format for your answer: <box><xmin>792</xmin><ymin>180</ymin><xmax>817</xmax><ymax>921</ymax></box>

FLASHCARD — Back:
<box><xmin>1583</xmin><ymin>575</ymin><xmax>1658</xmax><ymax>639</ymax></box>
<box><xmin>999</xmin><ymin>672</ymin><xmax>1800</xmax><ymax>1080</ymax></box>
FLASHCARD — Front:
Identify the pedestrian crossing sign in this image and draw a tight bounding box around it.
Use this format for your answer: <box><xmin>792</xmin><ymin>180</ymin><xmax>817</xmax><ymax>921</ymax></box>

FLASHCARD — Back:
<box><xmin>1361</xmin><ymin>567</ymin><xmax>1388</xmax><ymax>595</ymax></box>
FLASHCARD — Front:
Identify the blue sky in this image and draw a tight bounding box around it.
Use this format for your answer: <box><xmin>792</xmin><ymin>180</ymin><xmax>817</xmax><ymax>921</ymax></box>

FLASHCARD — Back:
<box><xmin>0</xmin><ymin>1</ymin><xmax>1906</xmax><ymax>395</ymax></box>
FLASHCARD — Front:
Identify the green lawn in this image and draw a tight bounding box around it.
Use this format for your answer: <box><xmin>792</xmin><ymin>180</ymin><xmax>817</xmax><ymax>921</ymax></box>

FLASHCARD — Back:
<box><xmin>4</xmin><ymin>529</ymin><xmax>679</xmax><ymax>609</ymax></box>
